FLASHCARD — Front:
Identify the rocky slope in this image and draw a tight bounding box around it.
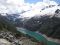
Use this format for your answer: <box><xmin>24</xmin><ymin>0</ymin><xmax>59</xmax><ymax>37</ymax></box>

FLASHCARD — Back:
<box><xmin>0</xmin><ymin>31</ymin><xmax>39</xmax><ymax>45</ymax></box>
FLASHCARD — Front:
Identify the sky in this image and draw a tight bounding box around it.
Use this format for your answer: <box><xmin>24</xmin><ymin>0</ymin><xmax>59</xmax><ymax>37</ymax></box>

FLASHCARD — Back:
<box><xmin>54</xmin><ymin>0</ymin><xmax>60</xmax><ymax>4</ymax></box>
<box><xmin>25</xmin><ymin>0</ymin><xmax>42</xmax><ymax>4</ymax></box>
<box><xmin>0</xmin><ymin>0</ymin><xmax>60</xmax><ymax>18</ymax></box>
<box><xmin>25</xmin><ymin>0</ymin><xmax>60</xmax><ymax>4</ymax></box>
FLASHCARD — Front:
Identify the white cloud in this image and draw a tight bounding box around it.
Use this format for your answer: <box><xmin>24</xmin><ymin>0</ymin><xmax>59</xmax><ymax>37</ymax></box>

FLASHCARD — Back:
<box><xmin>7</xmin><ymin>0</ymin><xmax>24</xmax><ymax>5</ymax></box>
<box><xmin>20</xmin><ymin>0</ymin><xmax>59</xmax><ymax>18</ymax></box>
<box><xmin>0</xmin><ymin>0</ymin><xmax>59</xmax><ymax>17</ymax></box>
<box><xmin>0</xmin><ymin>0</ymin><xmax>31</xmax><ymax>14</ymax></box>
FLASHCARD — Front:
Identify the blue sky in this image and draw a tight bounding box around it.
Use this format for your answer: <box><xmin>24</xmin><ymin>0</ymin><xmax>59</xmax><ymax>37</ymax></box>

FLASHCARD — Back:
<box><xmin>54</xmin><ymin>0</ymin><xmax>60</xmax><ymax>4</ymax></box>
<box><xmin>25</xmin><ymin>0</ymin><xmax>60</xmax><ymax>4</ymax></box>
<box><xmin>25</xmin><ymin>0</ymin><xmax>42</xmax><ymax>3</ymax></box>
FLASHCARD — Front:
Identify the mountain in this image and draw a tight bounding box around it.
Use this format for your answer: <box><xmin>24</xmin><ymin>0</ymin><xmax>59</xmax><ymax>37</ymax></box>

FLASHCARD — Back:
<box><xmin>23</xmin><ymin>9</ymin><xmax>60</xmax><ymax>39</ymax></box>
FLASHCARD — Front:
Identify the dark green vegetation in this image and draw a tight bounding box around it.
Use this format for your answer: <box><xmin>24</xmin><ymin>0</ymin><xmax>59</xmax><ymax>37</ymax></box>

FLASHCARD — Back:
<box><xmin>0</xmin><ymin>14</ymin><xmax>19</xmax><ymax>34</ymax></box>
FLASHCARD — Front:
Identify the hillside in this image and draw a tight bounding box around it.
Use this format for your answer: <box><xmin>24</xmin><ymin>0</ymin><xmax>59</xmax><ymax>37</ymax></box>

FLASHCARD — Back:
<box><xmin>0</xmin><ymin>14</ymin><xmax>19</xmax><ymax>33</ymax></box>
<box><xmin>23</xmin><ymin>9</ymin><xmax>60</xmax><ymax>39</ymax></box>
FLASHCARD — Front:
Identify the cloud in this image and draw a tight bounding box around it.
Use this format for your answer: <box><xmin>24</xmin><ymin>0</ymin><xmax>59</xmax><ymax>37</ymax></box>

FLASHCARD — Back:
<box><xmin>0</xmin><ymin>0</ymin><xmax>59</xmax><ymax>17</ymax></box>
<box><xmin>20</xmin><ymin>0</ymin><xmax>59</xmax><ymax>18</ymax></box>
<box><xmin>0</xmin><ymin>0</ymin><xmax>31</xmax><ymax>14</ymax></box>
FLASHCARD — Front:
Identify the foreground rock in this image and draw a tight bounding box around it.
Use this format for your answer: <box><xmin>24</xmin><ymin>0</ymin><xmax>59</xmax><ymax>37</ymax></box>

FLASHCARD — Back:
<box><xmin>0</xmin><ymin>31</ymin><xmax>39</xmax><ymax>45</ymax></box>
<box><xmin>0</xmin><ymin>39</ymin><xmax>11</xmax><ymax>45</ymax></box>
